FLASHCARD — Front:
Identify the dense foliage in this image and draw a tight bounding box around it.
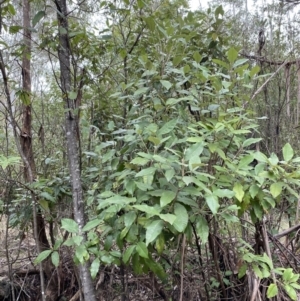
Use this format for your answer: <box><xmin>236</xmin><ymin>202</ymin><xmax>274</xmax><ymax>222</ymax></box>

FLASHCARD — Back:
<box><xmin>1</xmin><ymin>0</ymin><xmax>300</xmax><ymax>300</ymax></box>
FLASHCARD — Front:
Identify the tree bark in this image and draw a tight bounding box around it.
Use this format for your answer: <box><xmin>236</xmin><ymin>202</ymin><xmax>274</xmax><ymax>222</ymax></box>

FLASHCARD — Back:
<box><xmin>21</xmin><ymin>0</ymin><xmax>49</xmax><ymax>299</ymax></box>
<box><xmin>55</xmin><ymin>0</ymin><xmax>96</xmax><ymax>300</ymax></box>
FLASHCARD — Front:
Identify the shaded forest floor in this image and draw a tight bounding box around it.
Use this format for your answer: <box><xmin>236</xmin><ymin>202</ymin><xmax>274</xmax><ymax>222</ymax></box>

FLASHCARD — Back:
<box><xmin>1</xmin><ymin>216</ymin><xmax>300</xmax><ymax>301</ymax></box>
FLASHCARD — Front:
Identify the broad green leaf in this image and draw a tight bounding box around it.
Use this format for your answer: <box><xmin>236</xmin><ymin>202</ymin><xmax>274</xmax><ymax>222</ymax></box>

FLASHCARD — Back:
<box><xmin>233</xmin><ymin>58</ymin><xmax>249</xmax><ymax>68</ymax></box>
<box><xmin>250</xmin><ymin>65</ymin><xmax>260</xmax><ymax>77</ymax></box>
<box><xmin>238</xmin><ymin>154</ymin><xmax>254</xmax><ymax>169</ymax></box>
<box><xmin>193</xmin><ymin>51</ymin><xmax>202</xmax><ymax>63</ymax></box>
<box><xmin>136</xmin><ymin>242</ymin><xmax>148</xmax><ymax>258</ymax></box>
<box><xmin>146</xmin><ymin>220</ymin><xmax>164</xmax><ymax>245</ymax></box>
<box><xmin>145</xmin><ymin>258</ymin><xmax>167</xmax><ymax>280</ymax></box>
<box><xmin>270</xmin><ymin>182</ymin><xmax>283</xmax><ymax>198</ymax></box>
<box><xmin>212</xmin><ymin>59</ymin><xmax>229</xmax><ymax>69</ymax></box>
<box><xmin>68</xmin><ymin>91</ymin><xmax>77</xmax><ymax>100</ymax></box>
<box><xmin>160</xmin><ymin>191</ymin><xmax>176</xmax><ymax>207</ymax></box>
<box><xmin>75</xmin><ymin>245</ymin><xmax>89</xmax><ymax>264</ymax></box>
<box><xmin>9</xmin><ymin>25</ymin><xmax>22</xmax><ymax>34</ymax></box>
<box><xmin>243</xmin><ymin>138</ymin><xmax>262</xmax><ymax>148</ymax></box>
<box><xmin>82</xmin><ymin>219</ymin><xmax>102</xmax><ymax>232</ymax></box>
<box><xmin>124</xmin><ymin>211</ymin><xmax>136</xmax><ymax>227</ymax></box>
<box><xmin>39</xmin><ymin>199</ymin><xmax>49</xmax><ymax>212</ymax></box>
<box><xmin>196</xmin><ymin>216</ymin><xmax>209</xmax><ymax>244</ymax></box>
<box><xmin>253</xmin><ymin>264</ymin><xmax>263</xmax><ymax>278</ymax></box>
<box><xmin>98</xmin><ymin>195</ymin><xmax>136</xmax><ymax>209</ymax></box>
<box><xmin>135</xmin><ymin>167</ymin><xmax>156</xmax><ymax>177</ymax></box>
<box><xmin>148</xmin><ymin>136</ymin><xmax>160</xmax><ymax>145</ymax></box>
<box><xmin>160</xmin><ymin>80</ymin><xmax>172</xmax><ymax>90</ymax></box>
<box><xmin>233</xmin><ymin>183</ymin><xmax>244</xmax><ymax>202</ymax></box>
<box><xmin>32</xmin><ymin>11</ymin><xmax>45</xmax><ymax>27</ymax></box>
<box><xmin>205</xmin><ymin>194</ymin><xmax>219</xmax><ymax>215</ymax></box>
<box><xmin>134</xmin><ymin>87</ymin><xmax>148</xmax><ymax>96</ymax></box>
<box><xmin>155</xmin><ymin>233</ymin><xmax>165</xmax><ymax>255</ymax></box>
<box><xmin>123</xmin><ymin>245</ymin><xmax>136</xmax><ymax>264</ymax></box>
<box><xmin>173</xmin><ymin>203</ymin><xmax>188</xmax><ymax>232</ymax></box>
<box><xmin>165</xmin><ymin>169</ymin><xmax>175</xmax><ymax>182</ymax></box>
<box><xmin>173</xmin><ymin>56</ymin><xmax>183</xmax><ymax>66</ymax></box>
<box><xmin>158</xmin><ymin>213</ymin><xmax>176</xmax><ymax>224</ymax></box>
<box><xmin>7</xmin><ymin>4</ymin><xmax>16</xmax><ymax>15</ymax></box>
<box><xmin>34</xmin><ymin>250</ymin><xmax>52</xmax><ymax>264</ymax></box>
<box><xmin>144</xmin><ymin>16</ymin><xmax>155</xmax><ymax>31</ymax></box>
<box><xmin>40</xmin><ymin>192</ymin><xmax>55</xmax><ymax>202</ymax></box>
<box><xmin>157</xmin><ymin>119</ymin><xmax>177</xmax><ymax>136</ymax></box>
<box><xmin>249</xmin><ymin>184</ymin><xmax>259</xmax><ymax>198</ymax></box>
<box><xmin>51</xmin><ymin>251</ymin><xmax>59</xmax><ymax>268</ymax></box>
<box><xmin>267</xmin><ymin>283</ymin><xmax>278</xmax><ymax>298</ymax></box>
<box><xmin>213</xmin><ymin>189</ymin><xmax>235</xmax><ymax>198</ymax></box>
<box><xmin>130</xmin><ymin>157</ymin><xmax>149</xmax><ymax>165</ymax></box>
<box><xmin>283</xmin><ymin>268</ymin><xmax>293</xmax><ymax>281</ymax></box>
<box><xmin>284</xmin><ymin>284</ymin><xmax>297</xmax><ymax>301</ymax></box>
<box><xmin>133</xmin><ymin>205</ymin><xmax>160</xmax><ymax>216</ymax></box>
<box><xmin>90</xmin><ymin>258</ymin><xmax>100</xmax><ymax>279</ymax></box>
<box><xmin>227</xmin><ymin>47</ymin><xmax>238</xmax><ymax>64</ymax></box>
<box><xmin>282</xmin><ymin>143</ymin><xmax>294</xmax><ymax>162</ymax></box>
<box><xmin>61</xmin><ymin>218</ymin><xmax>78</xmax><ymax>233</ymax></box>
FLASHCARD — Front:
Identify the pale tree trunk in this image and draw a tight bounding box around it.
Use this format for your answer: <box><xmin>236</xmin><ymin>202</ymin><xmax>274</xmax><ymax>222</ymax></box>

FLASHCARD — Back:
<box><xmin>296</xmin><ymin>60</ymin><xmax>300</xmax><ymax>125</ymax></box>
<box><xmin>55</xmin><ymin>0</ymin><xmax>96</xmax><ymax>300</ymax></box>
<box><xmin>285</xmin><ymin>64</ymin><xmax>291</xmax><ymax>118</ymax></box>
<box><xmin>21</xmin><ymin>1</ymin><xmax>50</xmax><ymax>300</ymax></box>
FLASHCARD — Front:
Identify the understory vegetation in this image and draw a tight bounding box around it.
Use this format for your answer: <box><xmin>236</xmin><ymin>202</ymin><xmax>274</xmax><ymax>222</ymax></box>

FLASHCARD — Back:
<box><xmin>1</xmin><ymin>0</ymin><xmax>300</xmax><ymax>300</ymax></box>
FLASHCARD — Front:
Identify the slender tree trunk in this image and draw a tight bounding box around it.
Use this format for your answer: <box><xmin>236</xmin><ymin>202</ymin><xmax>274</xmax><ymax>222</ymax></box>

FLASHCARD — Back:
<box><xmin>21</xmin><ymin>1</ymin><xmax>49</xmax><ymax>300</ymax></box>
<box><xmin>55</xmin><ymin>0</ymin><xmax>96</xmax><ymax>300</ymax></box>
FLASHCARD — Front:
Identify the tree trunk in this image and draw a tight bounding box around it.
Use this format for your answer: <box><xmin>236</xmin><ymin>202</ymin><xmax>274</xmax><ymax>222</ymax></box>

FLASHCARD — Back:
<box><xmin>21</xmin><ymin>1</ymin><xmax>50</xmax><ymax>300</ymax></box>
<box><xmin>55</xmin><ymin>0</ymin><xmax>96</xmax><ymax>300</ymax></box>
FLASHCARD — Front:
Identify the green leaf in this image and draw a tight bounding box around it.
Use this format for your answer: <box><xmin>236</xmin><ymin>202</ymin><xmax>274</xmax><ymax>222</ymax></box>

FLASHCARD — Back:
<box><xmin>205</xmin><ymin>194</ymin><xmax>219</xmax><ymax>215</ymax></box>
<box><xmin>136</xmin><ymin>242</ymin><xmax>148</xmax><ymax>258</ymax></box>
<box><xmin>134</xmin><ymin>87</ymin><xmax>148</xmax><ymax>96</ymax></box>
<box><xmin>157</xmin><ymin>119</ymin><xmax>177</xmax><ymax>136</ymax></box>
<box><xmin>131</xmin><ymin>157</ymin><xmax>149</xmax><ymax>165</ymax></box>
<box><xmin>196</xmin><ymin>216</ymin><xmax>209</xmax><ymax>244</ymax></box>
<box><xmin>9</xmin><ymin>25</ymin><xmax>22</xmax><ymax>34</ymax></box>
<box><xmin>282</xmin><ymin>143</ymin><xmax>294</xmax><ymax>162</ymax></box>
<box><xmin>233</xmin><ymin>58</ymin><xmax>248</xmax><ymax>68</ymax></box>
<box><xmin>160</xmin><ymin>80</ymin><xmax>172</xmax><ymax>90</ymax></box>
<box><xmin>233</xmin><ymin>183</ymin><xmax>244</xmax><ymax>202</ymax></box>
<box><xmin>267</xmin><ymin>283</ymin><xmax>278</xmax><ymax>298</ymax></box>
<box><xmin>158</xmin><ymin>213</ymin><xmax>176</xmax><ymax>224</ymax></box>
<box><xmin>284</xmin><ymin>284</ymin><xmax>297</xmax><ymax>301</ymax></box>
<box><xmin>173</xmin><ymin>203</ymin><xmax>188</xmax><ymax>232</ymax></box>
<box><xmin>270</xmin><ymin>182</ymin><xmax>283</xmax><ymax>198</ymax></box>
<box><xmin>40</xmin><ymin>192</ymin><xmax>55</xmax><ymax>202</ymax></box>
<box><xmin>165</xmin><ymin>169</ymin><xmax>175</xmax><ymax>182</ymax></box>
<box><xmin>34</xmin><ymin>250</ymin><xmax>52</xmax><ymax>264</ymax></box>
<box><xmin>146</xmin><ymin>220</ymin><xmax>164</xmax><ymax>246</ymax></box>
<box><xmin>32</xmin><ymin>11</ymin><xmax>45</xmax><ymax>27</ymax></box>
<box><xmin>61</xmin><ymin>218</ymin><xmax>78</xmax><ymax>233</ymax></box>
<box><xmin>173</xmin><ymin>56</ymin><xmax>183</xmax><ymax>66</ymax></box>
<box><xmin>160</xmin><ymin>191</ymin><xmax>176</xmax><ymax>207</ymax></box>
<box><xmin>90</xmin><ymin>258</ymin><xmax>100</xmax><ymax>279</ymax></box>
<box><xmin>123</xmin><ymin>245</ymin><xmax>136</xmax><ymax>264</ymax></box>
<box><xmin>283</xmin><ymin>268</ymin><xmax>293</xmax><ymax>281</ymax></box>
<box><xmin>7</xmin><ymin>4</ymin><xmax>16</xmax><ymax>15</ymax></box>
<box><xmin>82</xmin><ymin>219</ymin><xmax>102</xmax><ymax>232</ymax></box>
<box><xmin>75</xmin><ymin>245</ymin><xmax>89</xmax><ymax>264</ymax></box>
<box><xmin>227</xmin><ymin>47</ymin><xmax>238</xmax><ymax>64</ymax></box>
<box><xmin>133</xmin><ymin>204</ymin><xmax>160</xmax><ymax>216</ymax></box>
<box><xmin>51</xmin><ymin>251</ymin><xmax>59</xmax><ymax>268</ymax></box>
<box><xmin>144</xmin><ymin>16</ymin><xmax>155</xmax><ymax>31</ymax></box>
<box><xmin>250</xmin><ymin>65</ymin><xmax>260</xmax><ymax>77</ymax></box>
<box><xmin>243</xmin><ymin>138</ymin><xmax>262</xmax><ymax>148</ymax></box>
<box><xmin>135</xmin><ymin>167</ymin><xmax>156</xmax><ymax>177</ymax></box>
<box><xmin>124</xmin><ymin>211</ymin><xmax>136</xmax><ymax>227</ymax></box>
<box><xmin>193</xmin><ymin>51</ymin><xmax>202</xmax><ymax>63</ymax></box>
